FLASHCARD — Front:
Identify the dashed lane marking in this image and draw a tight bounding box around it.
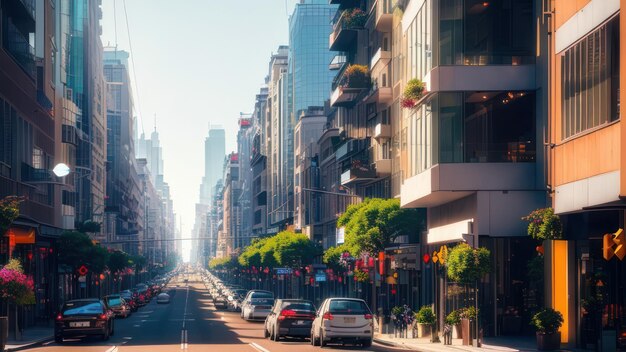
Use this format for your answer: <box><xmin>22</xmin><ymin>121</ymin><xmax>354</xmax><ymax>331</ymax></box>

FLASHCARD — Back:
<box><xmin>249</xmin><ymin>342</ymin><xmax>270</xmax><ymax>352</ymax></box>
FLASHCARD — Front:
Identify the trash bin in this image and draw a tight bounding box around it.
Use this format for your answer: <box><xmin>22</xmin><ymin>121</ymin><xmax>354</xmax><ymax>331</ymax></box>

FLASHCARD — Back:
<box><xmin>0</xmin><ymin>316</ymin><xmax>8</xmax><ymax>352</ymax></box>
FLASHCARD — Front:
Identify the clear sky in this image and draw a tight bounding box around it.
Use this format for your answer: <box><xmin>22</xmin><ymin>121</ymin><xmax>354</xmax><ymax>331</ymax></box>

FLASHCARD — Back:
<box><xmin>100</xmin><ymin>0</ymin><xmax>296</xmax><ymax>261</ymax></box>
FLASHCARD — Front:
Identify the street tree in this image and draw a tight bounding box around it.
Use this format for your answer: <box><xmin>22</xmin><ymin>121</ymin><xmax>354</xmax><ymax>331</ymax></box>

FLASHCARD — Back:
<box><xmin>0</xmin><ymin>196</ymin><xmax>23</xmax><ymax>235</ymax></box>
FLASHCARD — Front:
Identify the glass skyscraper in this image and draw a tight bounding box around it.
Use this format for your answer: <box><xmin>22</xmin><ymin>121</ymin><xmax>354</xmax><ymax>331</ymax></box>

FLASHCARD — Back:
<box><xmin>288</xmin><ymin>0</ymin><xmax>338</xmax><ymax>118</ymax></box>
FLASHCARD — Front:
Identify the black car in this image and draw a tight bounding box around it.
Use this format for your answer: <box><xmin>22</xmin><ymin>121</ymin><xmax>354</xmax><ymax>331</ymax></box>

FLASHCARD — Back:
<box><xmin>120</xmin><ymin>290</ymin><xmax>138</xmax><ymax>312</ymax></box>
<box><xmin>104</xmin><ymin>294</ymin><xmax>131</xmax><ymax>318</ymax></box>
<box><xmin>55</xmin><ymin>299</ymin><xmax>115</xmax><ymax>343</ymax></box>
<box><xmin>264</xmin><ymin>299</ymin><xmax>316</xmax><ymax>341</ymax></box>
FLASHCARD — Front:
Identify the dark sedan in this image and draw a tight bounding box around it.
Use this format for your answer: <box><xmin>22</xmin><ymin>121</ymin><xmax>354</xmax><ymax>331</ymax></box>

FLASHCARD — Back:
<box><xmin>264</xmin><ymin>299</ymin><xmax>316</xmax><ymax>341</ymax></box>
<box><xmin>104</xmin><ymin>294</ymin><xmax>131</xmax><ymax>318</ymax></box>
<box><xmin>54</xmin><ymin>299</ymin><xmax>115</xmax><ymax>343</ymax></box>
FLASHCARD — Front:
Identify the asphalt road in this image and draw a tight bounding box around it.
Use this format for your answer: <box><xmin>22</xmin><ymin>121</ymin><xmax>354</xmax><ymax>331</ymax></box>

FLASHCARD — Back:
<box><xmin>26</xmin><ymin>274</ymin><xmax>410</xmax><ymax>352</ymax></box>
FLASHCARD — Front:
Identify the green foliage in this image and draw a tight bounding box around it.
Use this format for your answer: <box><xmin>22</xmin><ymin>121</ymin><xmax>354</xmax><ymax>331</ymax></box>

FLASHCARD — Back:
<box><xmin>415</xmin><ymin>306</ymin><xmax>436</xmax><ymax>325</ymax></box>
<box><xmin>209</xmin><ymin>256</ymin><xmax>238</xmax><ymax>270</ymax></box>
<box><xmin>527</xmin><ymin>255</ymin><xmax>544</xmax><ymax>283</ymax></box>
<box><xmin>352</xmin><ymin>268</ymin><xmax>369</xmax><ymax>282</ymax></box>
<box><xmin>108</xmin><ymin>251</ymin><xmax>132</xmax><ymax>274</ymax></box>
<box><xmin>522</xmin><ymin>208</ymin><xmax>563</xmax><ymax>240</ymax></box>
<box><xmin>88</xmin><ymin>245</ymin><xmax>109</xmax><ymax>274</ymax></box>
<box><xmin>341</xmin><ymin>8</ymin><xmax>367</xmax><ymax>28</ymax></box>
<box><xmin>459</xmin><ymin>306</ymin><xmax>479</xmax><ymax>321</ymax></box>
<box><xmin>0</xmin><ymin>196</ymin><xmax>23</xmax><ymax>236</ymax></box>
<box><xmin>531</xmin><ymin>308</ymin><xmax>563</xmax><ymax>334</ymax></box>
<box><xmin>76</xmin><ymin>220</ymin><xmax>101</xmax><ymax>234</ymax></box>
<box><xmin>328</xmin><ymin>199</ymin><xmax>424</xmax><ymax>265</ymax></box>
<box><xmin>340</xmin><ymin>64</ymin><xmax>370</xmax><ymax>89</ymax></box>
<box><xmin>130</xmin><ymin>255</ymin><xmax>147</xmax><ymax>272</ymax></box>
<box><xmin>238</xmin><ymin>231</ymin><xmax>319</xmax><ymax>268</ymax></box>
<box><xmin>445</xmin><ymin>310</ymin><xmax>461</xmax><ymax>325</ymax></box>
<box><xmin>323</xmin><ymin>244</ymin><xmax>349</xmax><ymax>269</ymax></box>
<box><xmin>403</xmin><ymin>79</ymin><xmax>426</xmax><ymax>100</ymax></box>
<box><xmin>57</xmin><ymin>231</ymin><xmax>96</xmax><ymax>270</ymax></box>
<box><xmin>391</xmin><ymin>306</ymin><xmax>404</xmax><ymax>316</ymax></box>
<box><xmin>445</xmin><ymin>243</ymin><xmax>491</xmax><ymax>284</ymax></box>
<box><xmin>3</xmin><ymin>259</ymin><xmax>24</xmax><ymax>273</ymax></box>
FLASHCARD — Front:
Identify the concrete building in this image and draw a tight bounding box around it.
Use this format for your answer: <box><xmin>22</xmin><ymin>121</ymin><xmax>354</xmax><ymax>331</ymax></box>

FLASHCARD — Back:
<box><xmin>0</xmin><ymin>0</ymin><xmax>61</xmax><ymax>325</ymax></box>
<box><xmin>393</xmin><ymin>0</ymin><xmax>548</xmax><ymax>337</ymax></box>
<box><xmin>293</xmin><ymin>106</ymin><xmax>327</xmax><ymax>238</ymax></box>
<box><xmin>251</xmin><ymin>88</ymin><xmax>269</xmax><ymax>238</ymax></box>
<box><xmin>217</xmin><ymin>153</ymin><xmax>242</xmax><ymax>256</ymax></box>
<box><xmin>544</xmin><ymin>0</ymin><xmax>625</xmax><ymax>348</ymax></box>
<box><xmin>103</xmin><ymin>49</ymin><xmax>143</xmax><ymax>256</ymax></box>
<box><xmin>237</xmin><ymin>115</ymin><xmax>254</xmax><ymax>250</ymax></box>
<box><xmin>266</xmin><ymin>46</ymin><xmax>291</xmax><ymax>232</ymax></box>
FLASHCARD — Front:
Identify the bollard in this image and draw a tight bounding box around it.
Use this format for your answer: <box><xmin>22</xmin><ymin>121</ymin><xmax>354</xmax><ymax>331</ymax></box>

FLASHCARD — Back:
<box><xmin>0</xmin><ymin>316</ymin><xmax>7</xmax><ymax>352</ymax></box>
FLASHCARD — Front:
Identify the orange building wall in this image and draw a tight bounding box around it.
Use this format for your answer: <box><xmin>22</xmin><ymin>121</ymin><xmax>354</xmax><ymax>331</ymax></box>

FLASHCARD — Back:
<box><xmin>621</xmin><ymin>0</ymin><xmax>626</xmax><ymax>197</ymax></box>
<box><xmin>551</xmin><ymin>0</ymin><xmax>622</xmax><ymax>189</ymax></box>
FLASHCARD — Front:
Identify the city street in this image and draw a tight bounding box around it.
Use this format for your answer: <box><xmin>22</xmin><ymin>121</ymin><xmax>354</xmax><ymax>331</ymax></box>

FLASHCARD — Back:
<box><xmin>26</xmin><ymin>274</ymin><xmax>410</xmax><ymax>352</ymax></box>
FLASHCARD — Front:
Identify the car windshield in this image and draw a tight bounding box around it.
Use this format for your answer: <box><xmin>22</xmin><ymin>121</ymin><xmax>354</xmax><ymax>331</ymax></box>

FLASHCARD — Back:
<box><xmin>328</xmin><ymin>300</ymin><xmax>370</xmax><ymax>315</ymax></box>
<box><xmin>251</xmin><ymin>292</ymin><xmax>273</xmax><ymax>299</ymax></box>
<box><xmin>106</xmin><ymin>297</ymin><xmax>122</xmax><ymax>306</ymax></box>
<box><xmin>283</xmin><ymin>302</ymin><xmax>315</xmax><ymax>312</ymax></box>
<box><xmin>62</xmin><ymin>301</ymin><xmax>103</xmax><ymax>316</ymax></box>
<box><xmin>251</xmin><ymin>298</ymin><xmax>274</xmax><ymax>306</ymax></box>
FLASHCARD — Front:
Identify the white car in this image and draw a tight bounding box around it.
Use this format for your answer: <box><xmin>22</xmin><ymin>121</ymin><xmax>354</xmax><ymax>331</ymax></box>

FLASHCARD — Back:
<box><xmin>156</xmin><ymin>293</ymin><xmax>170</xmax><ymax>304</ymax></box>
<box><xmin>310</xmin><ymin>298</ymin><xmax>373</xmax><ymax>348</ymax></box>
<box><xmin>241</xmin><ymin>290</ymin><xmax>274</xmax><ymax>320</ymax></box>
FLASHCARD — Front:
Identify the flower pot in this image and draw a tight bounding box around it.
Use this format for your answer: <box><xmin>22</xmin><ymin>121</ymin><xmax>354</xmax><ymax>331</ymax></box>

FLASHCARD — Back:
<box><xmin>461</xmin><ymin>318</ymin><xmax>472</xmax><ymax>345</ymax></box>
<box><xmin>536</xmin><ymin>332</ymin><xmax>561</xmax><ymax>351</ymax></box>
<box><xmin>417</xmin><ymin>323</ymin><xmax>431</xmax><ymax>338</ymax></box>
<box><xmin>453</xmin><ymin>323</ymin><xmax>462</xmax><ymax>339</ymax></box>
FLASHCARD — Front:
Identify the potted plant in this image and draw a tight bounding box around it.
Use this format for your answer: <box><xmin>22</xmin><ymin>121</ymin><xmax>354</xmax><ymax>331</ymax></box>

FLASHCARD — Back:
<box><xmin>522</xmin><ymin>207</ymin><xmax>563</xmax><ymax>241</ymax></box>
<box><xmin>415</xmin><ymin>306</ymin><xmax>436</xmax><ymax>339</ymax></box>
<box><xmin>340</xmin><ymin>64</ymin><xmax>370</xmax><ymax>89</ymax></box>
<box><xmin>445</xmin><ymin>309</ymin><xmax>462</xmax><ymax>339</ymax></box>
<box><xmin>400</xmin><ymin>78</ymin><xmax>426</xmax><ymax>109</ymax></box>
<box><xmin>531</xmin><ymin>308</ymin><xmax>563</xmax><ymax>351</ymax></box>
<box><xmin>341</xmin><ymin>8</ymin><xmax>367</xmax><ymax>29</ymax></box>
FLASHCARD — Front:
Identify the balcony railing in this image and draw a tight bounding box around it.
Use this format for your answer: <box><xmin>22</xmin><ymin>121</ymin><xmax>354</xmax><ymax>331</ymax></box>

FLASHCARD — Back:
<box><xmin>374</xmin><ymin>122</ymin><xmax>391</xmax><ymax>141</ymax></box>
<box><xmin>4</xmin><ymin>19</ymin><xmax>36</xmax><ymax>79</ymax></box>
<box><xmin>21</xmin><ymin>163</ymin><xmax>53</xmax><ymax>183</ymax></box>
<box><xmin>370</xmin><ymin>47</ymin><xmax>391</xmax><ymax>74</ymax></box>
<box><xmin>329</xmin><ymin>0</ymin><xmax>360</xmax><ymax>9</ymax></box>
<box><xmin>329</xmin><ymin>9</ymin><xmax>366</xmax><ymax>51</ymax></box>
<box><xmin>330</xmin><ymin>65</ymin><xmax>370</xmax><ymax>107</ymax></box>
<box><xmin>18</xmin><ymin>0</ymin><xmax>37</xmax><ymax>20</ymax></box>
<box><xmin>341</xmin><ymin>163</ymin><xmax>377</xmax><ymax>185</ymax></box>
<box><xmin>375</xmin><ymin>0</ymin><xmax>393</xmax><ymax>31</ymax></box>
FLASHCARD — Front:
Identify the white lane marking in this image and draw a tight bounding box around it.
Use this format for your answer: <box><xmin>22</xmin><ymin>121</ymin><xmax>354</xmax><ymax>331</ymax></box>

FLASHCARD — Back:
<box><xmin>249</xmin><ymin>342</ymin><xmax>270</xmax><ymax>352</ymax></box>
<box><xmin>105</xmin><ymin>346</ymin><xmax>118</xmax><ymax>352</ymax></box>
<box><xmin>184</xmin><ymin>329</ymin><xmax>188</xmax><ymax>349</ymax></box>
<box><xmin>182</xmin><ymin>285</ymin><xmax>190</xmax><ymax>329</ymax></box>
<box><xmin>180</xmin><ymin>330</ymin><xmax>185</xmax><ymax>350</ymax></box>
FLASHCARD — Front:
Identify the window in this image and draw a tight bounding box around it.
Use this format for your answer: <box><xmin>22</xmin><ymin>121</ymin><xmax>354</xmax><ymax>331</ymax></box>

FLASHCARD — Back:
<box><xmin>561</xmin><ymin>15</ymin><xmax>620</xmax><ymax>139</ymax></box>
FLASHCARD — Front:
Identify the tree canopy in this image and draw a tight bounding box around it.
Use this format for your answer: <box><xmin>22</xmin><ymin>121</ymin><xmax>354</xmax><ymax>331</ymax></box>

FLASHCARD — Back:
<box><xmin>209</xmin><ymin>256</ymin><xmax>239</xmax><ymax>270</ymax></box>
<box><xmin>324</xmin><ymin>198</ymin><xmax>425</xmax><ymax>265</ymax></box>
<box><xmin>238</xmin><ymin>231</ymin><xmax>319</xmax><ymax>268</ymax></box>
<box><xmin>445</xmin><ymin>243</ymin><xmax>491</xmax><ymax>284</ymax></box>
<box><xmin>0</xmin><ymin>196</ymin><xmax>23</xmax><ymax>236</ymax></box>
<box><xmin>108</xmin><ymin>250</ymin><xmax>132</xmax><ymax>274</ymax></box>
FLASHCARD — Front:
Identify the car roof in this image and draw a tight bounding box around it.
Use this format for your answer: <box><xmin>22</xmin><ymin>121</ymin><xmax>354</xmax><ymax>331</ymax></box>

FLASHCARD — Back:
<box><xmin>64</xmin><ymin>298</ymin><xmax>100</xmax><ymax>303</ymax></box>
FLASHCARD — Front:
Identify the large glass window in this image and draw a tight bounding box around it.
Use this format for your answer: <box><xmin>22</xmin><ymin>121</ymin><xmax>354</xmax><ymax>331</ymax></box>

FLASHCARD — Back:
<box><xmin>438</xmin><ymin>0</ymin><xmax>534</xmax><ymax>66</ymax></box>
<box><xmin>561</xmin><ymin>15</ymin><xmax>620</xmax><ymax>139</ymax></box>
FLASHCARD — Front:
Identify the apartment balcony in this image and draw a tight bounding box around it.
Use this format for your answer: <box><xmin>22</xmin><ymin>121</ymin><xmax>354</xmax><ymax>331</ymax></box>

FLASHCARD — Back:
<box><xmin>329</xmin><ymin>9</ymin><xmax>366</xmax><ymax>51</ymax></box>
<box><xmin>21</xmin><ymin>163</ymin><xmax>54</xmax><ymax>183</ymax></box>
<box><xmin>330</xmin><ymin>65</ymin><xmax>370</xmax><ymax>107</ymax></box>
<box><xmin>364</xmin><ymin>81</ymin><xmax>392</xmax><ymax>105</ymax></box>
<box><xmin>375</xmin><ymin>0</ymin><xmax>393</xmax><ymax>32</ymax></box>
<box><xmin>370</xmin><ymin>47</ymin><xmax>391</xmax><ymax>74</ymax></box>
<box><xmin>374</xmin><ymin>159</ymin><xmax>392</xmax><ymax>176</ymax></box>
<box><xmin>373</xmin><ymin>122</ymin><xmax>391</xmax><ymax>141</ymax></box>
<box><xmin>400</xmin><ymin>163</ymin><xmax>537</xmax><ymax>208</ymax></box>
<box><xmin>4</xmin><ymin>19</ymin><xmax>36</xmax><ymax>79</ymax></box>
<box><xmin>341</xmin><ymin>164</ymin><xmax>377</xmax><ymax>185</ymax></box>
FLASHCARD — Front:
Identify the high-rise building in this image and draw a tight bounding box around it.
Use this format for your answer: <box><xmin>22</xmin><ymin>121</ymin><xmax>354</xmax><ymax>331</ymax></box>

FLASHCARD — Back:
<box><xmin>545</xmin><ymin>0</ymin><xmax>624</xmax><ymax>347</ymax></box>
<box><xmin>103</xmin><ymin>49</ymin><xmax>143</xmax><ymax>256</ymax></box>
<box><xmin>251</xmin><ymin>87</ymin><xmax>269</xmax><ymax>238</ymax></box>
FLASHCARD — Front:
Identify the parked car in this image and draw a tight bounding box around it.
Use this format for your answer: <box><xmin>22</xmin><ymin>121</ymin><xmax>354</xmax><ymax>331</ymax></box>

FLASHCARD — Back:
<box><xmin>227</xmin><ymin>289</ymin><xmax>248</xmax><ymax>311</ymax></box>
<box><xmin>54</xmin><ymin>299</ymin><xmax>115</xmax><ymax>343</ymax></box>
<box><xmin>156</xmin><ymin>292</ymin><xmax>170</xmax><ymax>304</ymax></box>
<box><xmin>264</xmin><ymin>299</ymin><xmax>316</xmax><ymax>341</ymax></box>
<box><xmin>213</xmin><ymin>294</ymin><xmax>229</xmax><ymax>310</ymax></box>
<box><xmin>310</xmin><ymin>298</ymin><xmax>373</xmax><ymax>348</ymax></box>
<box><xmin>119</xmin><ymin>290</ymin><xmax>138</xmax><ymax>312</ymax></box>
<box><xmin>241</xmin><ymin>290</ymin><xmax>274</xmax><ymax>321</ymax></box>
<box><xmin>103</xmin><ymin>294</ymin><xmax>131</xmax><ymax>318</ymax></box>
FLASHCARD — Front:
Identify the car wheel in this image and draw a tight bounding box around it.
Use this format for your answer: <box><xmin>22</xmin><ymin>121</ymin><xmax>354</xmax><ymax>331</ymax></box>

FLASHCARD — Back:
<box><xmin>55</xmin><ymin>335</ymin><xmax>63</xmax><ymax>344</ymax></box>
<box><xmin>264</xmin><ymin>327</ymin><xmax>269</xmax><ymax>338</ymax></box>
<box><xmin>310</xmin><ymin>330</ymin><xmax>319</xmax><ymax>346</ymax></box>
<box><xmin>320</xmin><ymin>329</ymin><xmax>327</xmax><ymax>348</ymax></box>
<box><xmin>110</xmin><ymin>320</ymin><xmax>115</xmax><ymax>336</ymax></box>
<box><xmin>102</xmin><ymin>328</ymin><xmax>109</xmax><ymax>341</ymax></box>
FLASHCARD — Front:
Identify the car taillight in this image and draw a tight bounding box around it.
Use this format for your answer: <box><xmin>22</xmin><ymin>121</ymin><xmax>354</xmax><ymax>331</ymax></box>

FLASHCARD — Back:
<box><xmin>278</xmin><ymin>309</ymin><xmax>296</xmax><ymax>320</ymax></box>
<box><xmin>98</xmin><ymin>314</ymin><xmax>107</xmax><ymax>320</ymax></box>
<box><xmin>140</xmin><ymin>295</ymin><xmax>145</xmax><ymax>300</ymax></box>
<box><xmin>322</xmin><ymin>312</ymin><xmax>334</xmax><ymax>320</ymax></box>
<box><xmin>364</xmin><ymin>314</ymin><xmax>373</xmax><ymax>320</ymax></box>
<box><xmin>55</xmin><ymin>313</ymin><xmax>63</xmax><ymax>321</ymax></box>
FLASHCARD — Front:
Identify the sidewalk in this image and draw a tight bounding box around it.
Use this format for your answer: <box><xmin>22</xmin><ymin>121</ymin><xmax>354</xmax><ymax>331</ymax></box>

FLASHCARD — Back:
<box><xmin>374</xmin><ymin>333</ymin><xmax>586</xmax><ymax>352</ymax></box>
<box><xmin>5</xmin><ymin>326</ymin><xmax>54</xmax><ymax>352</ymax></box>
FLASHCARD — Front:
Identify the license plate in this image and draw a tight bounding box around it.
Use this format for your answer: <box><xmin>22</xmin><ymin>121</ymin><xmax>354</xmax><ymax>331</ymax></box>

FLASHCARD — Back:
<box><xmin>69</xmin><ymin>321</ymin><xmax>90</xmax><ymax>327</ymax></box>
<box><xmin>295</xmin><ymin>320</ymin><xmax>305</xmax><ymax>325</ymax></box>
<box><xmin>344</xmin><ymin>317</ymin><xmax>356</xmax><ymax>324</ymax></box>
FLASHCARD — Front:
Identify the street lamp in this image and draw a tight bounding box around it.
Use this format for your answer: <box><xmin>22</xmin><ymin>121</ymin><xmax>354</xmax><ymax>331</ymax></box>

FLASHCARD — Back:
<box><xmin>52</xmin><ymin>163</ymin><xmax>71</xmax><ymax>177</ymax></box>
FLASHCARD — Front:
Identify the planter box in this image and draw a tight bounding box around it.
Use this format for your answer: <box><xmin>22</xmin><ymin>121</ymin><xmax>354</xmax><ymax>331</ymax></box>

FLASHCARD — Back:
<box><xmin>453</xmin><ymin>323</ymin><xmax>462</xmax><ymax>339</ymax></box>
<box><xmin>417</xmin><ymin>323</ymin><xmax>431</xmax><ymax>338</ymax></box>
<box><xmin>536</xmin><ymin>332</ymin><xmax>561</xmax><ymax>351</ymax></box>
<box><xmin>462</xmin><ymin>318</ymin><xmax>473</xmax><ymax>345</ymax></box>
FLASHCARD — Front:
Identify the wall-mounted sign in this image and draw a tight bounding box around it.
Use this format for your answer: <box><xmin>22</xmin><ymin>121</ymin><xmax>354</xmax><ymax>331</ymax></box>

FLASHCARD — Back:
<box><xmin>603</xmin><ymin>228</ymin><xmax>625</xmax><ymax>261</ymax></box>
<box><xmin>336</xmin><ymin>227</ymin><xmax>345</xmax><ymax>244</ymax></box>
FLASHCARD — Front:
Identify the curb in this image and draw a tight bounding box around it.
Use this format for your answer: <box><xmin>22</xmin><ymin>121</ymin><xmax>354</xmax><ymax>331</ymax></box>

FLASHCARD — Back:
<box><xmin>374</xmin><ymin>337</ymin><xmax>423</xmax><ymax>351</ymax></box>
<box><xmin>5</xmin><ymin>336</ymin><xmax>54</xmax><ymax>352</ymax></box>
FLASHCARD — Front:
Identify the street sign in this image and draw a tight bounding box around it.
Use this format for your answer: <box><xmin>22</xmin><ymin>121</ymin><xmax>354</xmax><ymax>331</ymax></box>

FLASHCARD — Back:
<box><xmin>78</xmin><ymin>275</ymin><xmax>86</xmax><ymax>283</ymax></box>
<box><xmin>315</xmin><ymin>273</ymin><xmax>326</xmax><ymax>282</ymax></box>
<box><xmin>275</xmin><ymin>268</ymin><xmax>292</xmax><ymax>275</ymax></box>
<box><xmin>78</xmin><ymin>265</ymin><xmax>88</xmax><ymax>276</ymax></box>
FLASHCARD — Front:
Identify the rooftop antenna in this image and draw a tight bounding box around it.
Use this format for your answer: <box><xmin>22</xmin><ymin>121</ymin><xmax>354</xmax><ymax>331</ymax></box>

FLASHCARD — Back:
<box><xmin>154</xmin><ymin>113</ymin><xmax>157</xmax><ymax>132</ymax></box>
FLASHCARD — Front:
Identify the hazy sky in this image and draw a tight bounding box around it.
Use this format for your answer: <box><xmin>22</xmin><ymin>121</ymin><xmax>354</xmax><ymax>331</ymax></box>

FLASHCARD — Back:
<box><xmin>100</xmin><ymin>0</ymin><xmax>296</xmax><ymax>260</ymax></box>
